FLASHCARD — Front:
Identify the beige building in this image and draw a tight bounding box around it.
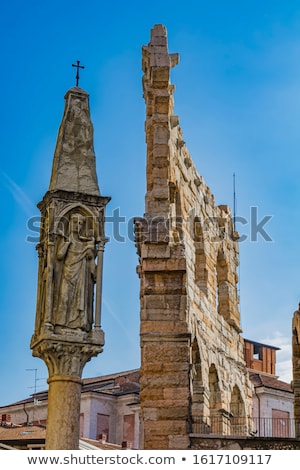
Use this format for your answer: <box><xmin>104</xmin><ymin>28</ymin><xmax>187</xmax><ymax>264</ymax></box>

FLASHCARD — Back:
<box><xmin>0</xmin><ymin>370</ymin><xmax>140</xmax><ymax>448</ymax></box>
<box><xmin>244</xmin><ymin>339</ymin><xmax>294</xmax><ymax>438</ymax></box>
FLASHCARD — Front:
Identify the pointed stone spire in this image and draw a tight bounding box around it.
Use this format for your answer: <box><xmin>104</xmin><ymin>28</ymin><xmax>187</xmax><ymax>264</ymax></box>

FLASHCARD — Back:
<box><xmin>49</xmin><ymin>87</ymin><xmax>100</xmax><ymax>196</ymax></box>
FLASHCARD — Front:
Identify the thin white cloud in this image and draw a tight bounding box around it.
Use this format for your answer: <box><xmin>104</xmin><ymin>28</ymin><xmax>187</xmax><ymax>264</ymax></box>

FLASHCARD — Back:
<box><xmin>102</xmin><ymin>297</ymin><xmax>137</xmax><ymax>348</ymax></box>
<box><xmin>0</xmin><ymin>170</ymin><xmax>36</xmax><ymax>217</ymax></box>
<box><xmin>260</xmin><ymin>332</ymin><xmax>292</xmax><ymax>383</ymax></box>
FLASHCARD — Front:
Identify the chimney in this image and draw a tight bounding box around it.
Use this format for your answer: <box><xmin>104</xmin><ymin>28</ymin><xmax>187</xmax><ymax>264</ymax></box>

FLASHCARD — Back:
<box><xmin>98</xmin><ymin>433</ymin><xmax>107</xmax><ymax>443</ymax></box>
<box><xmin>1</xmin><ymin>414</ymin><xmax>12</xmax><ymax>426</ymax></box>
<box><xmin>122</xmin><ymin>440</ymin><xmax>133</xmax><ymax>449</ymax></box>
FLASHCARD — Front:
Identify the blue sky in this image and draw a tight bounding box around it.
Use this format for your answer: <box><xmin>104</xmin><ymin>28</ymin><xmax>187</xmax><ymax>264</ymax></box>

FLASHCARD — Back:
<box><xmin>1</xmin><ymin>0</ymin><xmax>300</xmax><ymax>405</ymax></box>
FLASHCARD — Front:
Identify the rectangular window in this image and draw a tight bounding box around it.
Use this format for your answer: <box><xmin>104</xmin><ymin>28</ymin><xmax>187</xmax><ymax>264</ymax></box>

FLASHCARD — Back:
<box><xmin>272</xmin><ymin>409</ymin><xmax>290</xmax><ymax>438</ymax></box>
<box><xmin>123</xmin><ymin>414</ymin><xmax>135</xmax><ymax>443</ymax></box>
<box><xmin>97</xmin><ymin>413</ymin><xmax>109</xmax><ymax>441</ymax></box>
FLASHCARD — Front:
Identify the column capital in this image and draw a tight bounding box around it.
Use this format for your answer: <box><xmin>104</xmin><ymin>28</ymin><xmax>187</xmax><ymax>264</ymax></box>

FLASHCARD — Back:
<box><xmin>31</xmin><ymin>330</ymin><xmax>104</xmax><ymax>378</ymax></box>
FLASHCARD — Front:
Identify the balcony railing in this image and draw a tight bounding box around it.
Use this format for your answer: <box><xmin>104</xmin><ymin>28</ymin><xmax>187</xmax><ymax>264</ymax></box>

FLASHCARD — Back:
<box><xmin>192</xmin><ymin>416</ymin><xmax>297</xmax><ymax>438</ymax></box>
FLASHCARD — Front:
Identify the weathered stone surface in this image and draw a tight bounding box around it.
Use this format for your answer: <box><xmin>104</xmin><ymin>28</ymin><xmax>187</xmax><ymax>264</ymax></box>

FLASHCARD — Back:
<box><xmin>191</xmin><ymin>436</ymin><xmax>300</xmax><ymax>450</ymax></box>
<box><xmin>135</xmin><ymin>24</ymin><xmax>253</xmax><ymax>450</ymax></box>
<box><xmin>49</xmin><ymin>87</ymin><xmax>100</xmax><ymax>196</ymax></box>
<box><xmin>46</xmin><ymin>376</ymin><xmax>82</xmax><ymax>449</ymax></box>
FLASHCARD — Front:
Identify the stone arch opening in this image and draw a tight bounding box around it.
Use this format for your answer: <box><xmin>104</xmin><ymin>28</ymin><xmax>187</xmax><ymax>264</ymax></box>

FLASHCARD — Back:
<box><xmin>209</xmin><ymin>364</ymin><xmax>221</xmax><ymax>409</ymax></box>
<box><xmin>169</xmin><ymin>182</ymin><xmax>183</xmax><ymax>242</ymax></box>
<box><xmin>230</xmin><ymin>385</ymin><xmax>247</xmax><ymax>435</ymax></box>
<box><xmin>208</xmin><ymin>364</ymin><xmax>224</xmax><ymax>433</ymax></box>
<box><xmin>216</xmin><ymin>248</ymin><xmax>230</xmax><ymax>320</ymax></box>
<box><xmin>216</xmin><ymin>246</ymin><xmax>241</xmax><ymax>331</ymax></box>
<box><xmin>190</xmin><ymin>338</ymin><xmax>208</xmax><ymax>432</ymax></box>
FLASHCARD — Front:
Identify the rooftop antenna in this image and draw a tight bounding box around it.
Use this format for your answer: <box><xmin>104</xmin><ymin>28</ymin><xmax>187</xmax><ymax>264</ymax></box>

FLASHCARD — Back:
<box><xmin>26</xmin><ymin>369</ymin><xmax>45</xmax><ymax>395</ymax></box>
<box><xmin>26</xmin><ymin>368</ymin><xmax>38</xmax><ymax>395</ymax></box>
<box><xmin>26</xmin><ymin>369</ymin><xmax>46</xmax><ymax>423</ymax></box>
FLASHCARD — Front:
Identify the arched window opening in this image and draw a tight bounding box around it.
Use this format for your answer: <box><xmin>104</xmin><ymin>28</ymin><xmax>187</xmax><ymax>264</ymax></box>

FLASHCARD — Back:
<box><xmin>230</xmin><ymin>385</ymin><xmax>247</xmax><ymax>436</ymax></box>
<box><xmin>190</xmin><ymin>339</ymin><xmax>207</xmax><ymax>432</ymax></box>
<box><xmin>194</xmin><ymin>217</ymin><xmax>208</xmax><ymax>295</ymax></box>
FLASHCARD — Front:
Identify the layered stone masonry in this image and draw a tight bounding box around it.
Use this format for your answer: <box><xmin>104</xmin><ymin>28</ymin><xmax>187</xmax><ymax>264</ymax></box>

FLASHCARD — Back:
<box><xmin>135</xmin><ymin>24</ymin><xmax>253</xmax><ymax>450</ymax></box>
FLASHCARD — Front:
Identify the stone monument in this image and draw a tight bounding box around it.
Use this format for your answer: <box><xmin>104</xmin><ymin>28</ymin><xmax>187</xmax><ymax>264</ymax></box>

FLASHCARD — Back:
<box><xmin>30</xmin><ymin>83</ymin><xmax>110</xmax><ymax>449</ymax></box>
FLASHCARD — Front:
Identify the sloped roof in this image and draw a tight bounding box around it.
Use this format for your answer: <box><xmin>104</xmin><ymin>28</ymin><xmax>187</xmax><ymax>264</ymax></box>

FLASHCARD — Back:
<box><xmin>249</xmin><ymin>373</ymin><xmax>292</xmax><ymax>393</ymax></box>
<box><xmin>0</xmin><ymin>424</ymin><xmax>46</xmax><ymax>441</ymax></box>
<box><xmin>82</xmin><ymin>369</ymin><xmax>140</xmax><ymax>386</ymax></box>
<box><xmin>0</xmin><ymin>425</ymin><xmax>123</xmax><ymax>449</ymax></box>
<box><xmin>0</xmin><ymin>369</ymin><xmax>140</xmax><ymax>408</ymax></box>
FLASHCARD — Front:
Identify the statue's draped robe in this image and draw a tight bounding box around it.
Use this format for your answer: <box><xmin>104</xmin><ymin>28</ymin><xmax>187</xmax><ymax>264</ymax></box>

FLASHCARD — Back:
<box><xmin>54</xmin><ymin>237</ymin><xmax>95</xmax><ymax>331</ymax></box>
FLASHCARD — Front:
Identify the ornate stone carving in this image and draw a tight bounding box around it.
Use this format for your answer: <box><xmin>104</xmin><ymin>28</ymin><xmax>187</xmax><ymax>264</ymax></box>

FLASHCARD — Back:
<box><xmin>53</xmin><ymin>213</ymin><xmax>96</xmax><ymax>332</ymax></box>
<box><xmin>32</xmin><ymin>201</ymin><xmax>108</xmax><ymax>338</ymax></box>
<box><xmin>32</xmin><ymin>338</ymin><xmax>103</xmax><ymax>377</ymax></box>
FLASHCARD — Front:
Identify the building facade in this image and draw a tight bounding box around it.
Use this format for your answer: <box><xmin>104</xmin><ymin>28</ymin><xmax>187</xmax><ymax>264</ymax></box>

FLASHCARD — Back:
<box><xmin>0</xmin><ymin>370</ymin><xmax>141</xmax><ymax>449</ymax></box>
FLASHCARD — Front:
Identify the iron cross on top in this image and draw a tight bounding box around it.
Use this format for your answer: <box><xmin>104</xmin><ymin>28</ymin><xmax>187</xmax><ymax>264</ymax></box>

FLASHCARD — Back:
<box><xmin>72</xmin><ymin>60</ymin><xmax>85</xmax><ymax>87</ymax></box>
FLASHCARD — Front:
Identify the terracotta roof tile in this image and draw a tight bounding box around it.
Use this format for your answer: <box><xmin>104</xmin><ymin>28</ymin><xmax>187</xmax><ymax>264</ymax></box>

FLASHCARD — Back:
<box><xmin>249</xmin><ymin>373</ymin><xmax>292</xmax><ymax>393</ymax></box>
<box><xmin>0</xmin><ymin>424</ymin><xmax>46</xmax><ymax>441</ymax></box>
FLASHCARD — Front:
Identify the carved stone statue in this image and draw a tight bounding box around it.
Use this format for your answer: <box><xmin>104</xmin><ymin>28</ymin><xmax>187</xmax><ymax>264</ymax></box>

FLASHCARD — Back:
<box><xmin>53</xmin><ymin>213</ymin><xmax>96</xmax><ymax>332</ymax></box>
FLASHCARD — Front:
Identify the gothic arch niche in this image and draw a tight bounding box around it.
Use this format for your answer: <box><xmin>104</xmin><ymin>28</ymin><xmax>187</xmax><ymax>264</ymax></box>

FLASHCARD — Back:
<box><xmin>230</xmin><ymin>385</ymin><xmax>247</xmax><ymax>436</ymax></box>
<box><xmin>194</xmin><ymin>217</ymin><xmax>208</xmax><ymax>295</ymax></box>
<box><xmin>55</xmin><ymin>204</ymin><xmax>100</xmax><ymax>241</ymax></box>
<box><xmin>190</xmin><ymin>338</ymin><xmax>208</xmax><ymax>432</ymax></box>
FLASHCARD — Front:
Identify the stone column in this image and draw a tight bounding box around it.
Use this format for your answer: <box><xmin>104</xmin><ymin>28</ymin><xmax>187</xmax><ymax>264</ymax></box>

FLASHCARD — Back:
<box><xmin>30</xmin><ymin>85</ymin><xmax>110</xmax><ymax>449</ymax></box>
<box><xmin>46</xmin><ymin>376</ymin><xmax>82</xmax><ymax>449</ymax></box>
<box><xmin>135</xmin><ymin>24</ymin><xmax>191</xmax><ymax>451</ymax></box>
